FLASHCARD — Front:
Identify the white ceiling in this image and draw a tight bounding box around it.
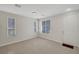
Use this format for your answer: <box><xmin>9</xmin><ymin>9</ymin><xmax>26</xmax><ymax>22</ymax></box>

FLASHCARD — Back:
<box><xmin>0</xmin><ymin>4</ymin><xmax>79</xmax><ymax>19</ymax></box>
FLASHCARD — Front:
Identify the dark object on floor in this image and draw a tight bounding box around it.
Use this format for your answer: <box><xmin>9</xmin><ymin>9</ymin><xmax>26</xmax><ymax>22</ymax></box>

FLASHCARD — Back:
<box><xmin>62</xmin><ymin>43</ymin><xmax>74</xmax><ymax>49</ymax></box>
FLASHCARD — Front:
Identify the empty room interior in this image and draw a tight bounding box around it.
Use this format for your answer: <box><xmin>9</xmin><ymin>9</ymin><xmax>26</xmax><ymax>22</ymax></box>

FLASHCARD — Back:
<box><xmin>0</xmin><ymin>4</ymin><xmax>79</xmax><ymax>54</ymax></box>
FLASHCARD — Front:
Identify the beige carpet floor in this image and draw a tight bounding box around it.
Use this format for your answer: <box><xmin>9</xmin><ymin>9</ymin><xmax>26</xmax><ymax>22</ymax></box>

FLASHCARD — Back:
<box><xmin>0</xmin><ymin>37</ymin><xmax>79</xmax><ymax>54</ymax></box>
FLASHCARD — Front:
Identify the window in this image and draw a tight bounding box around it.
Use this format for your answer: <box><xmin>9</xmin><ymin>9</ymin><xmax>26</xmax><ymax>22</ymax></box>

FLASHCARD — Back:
<box><xmin>42</xmin><ymin>20</ymin><xmax>50</xmax><ymax>33</ymax></box>
<box><xmin>34</xmin><ymin>22</ymin><xmax>36</xmax><ymax>32</ymax></box>
<box><xmin>42</xmin><ymin>21</ymin><xmax>45</xmax><ymax>33</ymax></box>
<box><xmin>7</xmin><ymin>17</ymin><xmax>16</xmax><ymax>36</ymax></box>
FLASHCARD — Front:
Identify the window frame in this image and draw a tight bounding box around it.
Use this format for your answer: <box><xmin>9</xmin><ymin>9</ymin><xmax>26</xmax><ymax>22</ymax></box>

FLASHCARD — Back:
<box><xmin>7</xmin><ymin>16</ymin><xmax>16</xmax><ymax>37</ymax></box>
<box><xmin>42</xmin><ymin>20</ymin><xmax>50</xmax><ymax>33</ymax></box>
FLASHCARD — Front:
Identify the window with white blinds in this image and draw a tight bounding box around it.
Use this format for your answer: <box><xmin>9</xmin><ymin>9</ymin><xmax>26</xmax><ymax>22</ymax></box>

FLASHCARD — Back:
<box><xmin>7</xmin><ymin>17</ymin><xmax>16</xmax><ymax>36</ymax></box>
<box><xmin>42</xmin><ymin>20</ymin><xmax>50</xmax><ymax>33</ymax></box>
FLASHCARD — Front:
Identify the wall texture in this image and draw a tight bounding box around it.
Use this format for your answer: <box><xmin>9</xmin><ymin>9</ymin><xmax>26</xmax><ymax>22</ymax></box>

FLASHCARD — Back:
<box><xmin>63</xmin><ymin>11</ymin><xmax>78</xmax><ymax>47</ymax></box>
<box><xmin>39</xmin><ymin>16</ymin><xmax>64</xmax><ymax>43</ymax></box>
<box><xmin>39</xmin><ymin>10</ymin><xmax>79</xmax><ymax>47</ymax></box>
<box><xmin>0</xmin><ymin>10</ymin><xmax>79</xmax><ymax>48</ymax></box>
<box><xmin>0</xmin><ymin>11</ymin><xmax>37</xmax><ymax>47</ymax></box>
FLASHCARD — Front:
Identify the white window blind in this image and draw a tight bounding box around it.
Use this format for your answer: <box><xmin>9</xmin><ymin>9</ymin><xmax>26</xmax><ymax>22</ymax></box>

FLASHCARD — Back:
<box><xmin>7</xmin><ymin>17</ymin><xmax>16</xmax><ymax>36</ymax></box>
<box><xmin>42</xmin><ymin>20</ymin><xmax>50</xmax><ymax>33</ymax></box>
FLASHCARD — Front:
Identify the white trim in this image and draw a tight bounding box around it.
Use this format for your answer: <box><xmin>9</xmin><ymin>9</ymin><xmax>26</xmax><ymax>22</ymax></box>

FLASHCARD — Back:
<box><xmin>39</xmin><ymin>36</ymin><xmax>79</xmax><ymax>48</ymax></box>
<box><xmin>0</xmin><ymin>35</ymin><xmax>36</xmax><ymax>47</ymax></box>
<box><xmin>39</xmin><ymin>35</ymin><xmax>62</xmax><ymax>43</ymax></box>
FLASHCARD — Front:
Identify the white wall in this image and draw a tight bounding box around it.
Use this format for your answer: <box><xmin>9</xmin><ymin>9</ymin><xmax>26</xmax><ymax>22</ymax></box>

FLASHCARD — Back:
<box><xmin>77</xmin><ymin>12</ymin><xmax>79</xmax><ymax>47</ymax></box>
<box><xmin>39</xmin><ymin>10</ymin><xmax>79</xmax><ymax>47</ymax></box>
<box><xmin>0</xmin><ymin>10</ymin><xmax>79</xmax><ymax>48</ymax></box>
<box><xmin>0</xmin><ymin>11</ymin><xmax>37</xmax><ymax>47</ymax></box>
<box><xmin>39</xmin><ymin>16</ymin><xmax>64</xmax><ymax>43</ymax></box>
<box><xmin>63</xmin><ymin>11</ymin><xmax>78</xmax><ymax>47</ymax></box>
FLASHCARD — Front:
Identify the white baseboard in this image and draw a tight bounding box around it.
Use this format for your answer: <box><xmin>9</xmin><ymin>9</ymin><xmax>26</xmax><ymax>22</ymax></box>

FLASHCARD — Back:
<box><xmin>39</xmin><ymin>35</ymin><xmax>62</xmax><ymax>44</ymax></box>
<box><xmin>0</xmin><ymin>35</ymin><xmax>36</xmax><ymax>47</ymax></box>
<box><xmin>0</xmin><ymin>35</ymin><xmax>79</xmax><ymax>49</ymax></box>
<box><xmin>39</xmin><ymin>36</ymin><xmax>79</xmax><ymax>48</ymax></box>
